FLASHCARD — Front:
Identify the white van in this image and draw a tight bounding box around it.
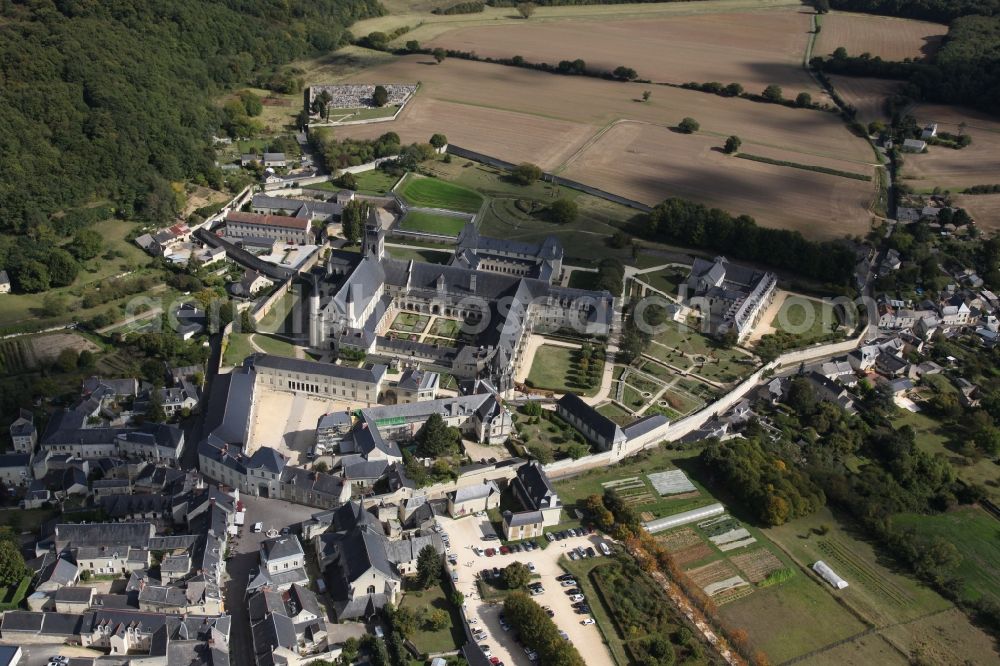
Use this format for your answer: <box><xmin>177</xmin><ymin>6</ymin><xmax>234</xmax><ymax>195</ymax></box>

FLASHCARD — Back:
<box><xmin>253</xmin><ymin>522</ymin><xmax>263</xmax><ymax>533</ymax></box>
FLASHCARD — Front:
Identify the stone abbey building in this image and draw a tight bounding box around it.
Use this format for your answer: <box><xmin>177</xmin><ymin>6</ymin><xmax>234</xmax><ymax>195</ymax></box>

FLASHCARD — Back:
<box><xmin>309</xmin><ymin>223</ymin><xmax>616</xmax><ymax>393</ymax></box>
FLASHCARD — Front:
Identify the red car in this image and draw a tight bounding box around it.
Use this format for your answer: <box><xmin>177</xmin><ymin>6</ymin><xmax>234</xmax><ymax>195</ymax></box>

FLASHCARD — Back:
<box><xmin>499</xmin><ymin>546</ymin><xmax>511</xmax><ymax>555</ymax></box>
<box><xmin>490</xmin><ymin>658</ymin><xmax>501</xmax><ymax>666</ymax></box>
<box><xmin>485</xmin><ymin>548</ymin><xmax>496</xmax><ymax>557</ymax></box>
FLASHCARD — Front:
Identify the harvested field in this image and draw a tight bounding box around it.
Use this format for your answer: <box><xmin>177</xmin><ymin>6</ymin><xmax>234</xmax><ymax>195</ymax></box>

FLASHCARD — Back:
<box><xmin>334</xmin><ymin>56</ymin><xmax>871</xmax><ymax>169</ymax></box>
<box><xmin>1</xmin><ymin>333</ymin><xmax>103</xmax><ymax>373</ymax></box>
<box><xmin>673</xmin><ymin>543</ymin><xmax>715</xmax><ymax>566</ymax></box>
<box><xmin>828</xmin><ymin>76</ymin><xmax>900</xmax><ymax>124</ymax></box>
<box><xmin>331</xmin><ymin>95</ymin><xmax>592</xmax><ymax>171</ymax></box>
<box><xmin>562</xmin><ymin>121</ymin><xmax>875</xmax><ymax>238</ymax></box>
<box><xmin>901</xmin><ymin>104</ymin><xmax>1000</xmax><ymax>191</ymax></box>
<box><xmin>731</xmin><ymin>549</ymin><xmax>785</xmax><ymax>583</ymax></box>
<box><xmin>427</xmin><ymin>7</ymin><xmax>821</xmax><ymax>98</ymax></box>
<box><xmin>815</xmin><ymin>12</ymin><xmax>947</xmax><ymax>61</ymax></box>
<box><xmin>953</xmin><ymin>193</ymin><xmax>1000</xmax><ymax>233</ymax></box>
<box><xmin>687</xmin><ymin>560</ymin><xmax>746</xmax><ymax>594</ymax></box>
<box><xmin>656</xmin><ymin>527</ymin><xmax>702</xmax><ymax>552</ymax></box>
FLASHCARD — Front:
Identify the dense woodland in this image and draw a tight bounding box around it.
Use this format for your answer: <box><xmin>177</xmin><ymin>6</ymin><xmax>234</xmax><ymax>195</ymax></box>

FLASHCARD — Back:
<box><xmin>814</xmin><ymin>14</ymin><xmax>1000</xmax><ymax>114</ymax></box>
<box><xmin>0</xmin><ymin>0</ymin><xmax>380</xmax><ymax>289</ymax></box>
<box><xmin>642</xmin><ymin>198</ymin><xmax>859</xmax><ymax>286</ymax></box>
<box><xmin>829</xmin><ymin>0</ymin><xmax>1000</xmax><ymax>22</ymax></box>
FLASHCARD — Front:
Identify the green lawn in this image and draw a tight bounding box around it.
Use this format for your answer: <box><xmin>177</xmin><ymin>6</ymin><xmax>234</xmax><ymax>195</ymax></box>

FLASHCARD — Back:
<box><xmin>894</xmin><ymin>410</ymin><xmax>1000</xmax><ymax>500</ymax></box>
<box><xmin>222</xmin><ymin>333</ymin><xmax>255</xmax><ymax>366</ymax></box>
<box><xmin>770</xmin><ymin>295</ymin><xmax>841</xmax><ymax>343</ymax></box>
<box><xmin>635</xmin><ymin>268</ymin><xmax>686</xmax><ymax>297</ymax></box>
<box><xmin>398</xmin><ymin>210</ymin><xmax>469</xmax><ymax>236</ymax></box>
<box><xmin>525</xmin><ymin>344</ymin><xmax>603</xmax><ymax>397</ymax></box>
<box><xmin>567</xmin><ymin>270</ymin><xmax>600</xmax><ymax>290</ymax></box>
<box><xmin>390</xmin><ymin>312</ymin><xmax>429</xmax><ymax>333</ymax></box>
<box><xmin>596</xmin><ymin>401</ymin><xmax>637</xmax><ymax>425</ymax></box>
<box><xmin>398</xmin><ymin>174</ymin><xmax>484</xmax><ymax>213</ymax></box>
<box><xmin>256</xmin><ymin>289</ymin><xmax>303</xmax><ymax>336</ymax></box>
<box><xmin>252</xmin><ymin>334</ymin><xmax>298</xmax><ymax>357</ymax></box>
<box><xmin>893</xmin><ymin>507</ymin><xmax>1000</xmax><ymax>605</ymax></box>
<box><xmin>429</xmin><ymin>318</ymin><xmax>462</xmax><ymax>339</ymax></box>
<box><xmin>513</xmin><ymin>407</ymin><xmax>593</xmax><ymax>460</ymax></box>
<box><xmin>719</xmin><ymin>565</ymin><xmax>867</xmax><ymax>664</ymax></box>
<box><xmin>762</xmin><ymin>506</ymin><xmax>994</xmax><ymax>663</ymax></box>
<box><xmin>398</xmin><ymin>582</ymin><xmax>465</xmax><ymax>656</ymax></box>
<box><xmin>386</xmin><ymin>246</ymin><xmax>451</xmax><ymax>264</ymax></box>
<box><xmin>354</xmin><ymin>169</ymin><xmax>401</xmax><ymax>195</ymax></box>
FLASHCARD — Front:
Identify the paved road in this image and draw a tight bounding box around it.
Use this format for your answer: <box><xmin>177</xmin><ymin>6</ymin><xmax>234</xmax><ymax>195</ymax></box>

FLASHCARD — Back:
<box><xmin>223</xmin><ymin>495</ymin><xmax>318</xmax><ymax>666</ymax></box>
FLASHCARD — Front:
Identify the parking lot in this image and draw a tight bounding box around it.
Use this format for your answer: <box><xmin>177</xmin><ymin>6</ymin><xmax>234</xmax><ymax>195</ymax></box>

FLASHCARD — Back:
<box><xmin>437</xmin><ymin>515</ymin><xmax>615</xmax><ymax>666</ymax></box>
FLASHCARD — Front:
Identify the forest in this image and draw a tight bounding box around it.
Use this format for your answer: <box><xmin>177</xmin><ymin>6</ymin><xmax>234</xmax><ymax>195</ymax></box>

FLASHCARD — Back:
<box><xmin>0</xmin><ymin>0</ymin><xmax>381</xmax><ymax>289</ymax></box>
<box><xmin>829</xmin><ymin>0</ymin><xmax>1000</xmax><ymax>22</ymax></box>
<box><xmin>643</xmin><ymin>198</ymin><xmax>859</xmax><ymax>286</ymax></box>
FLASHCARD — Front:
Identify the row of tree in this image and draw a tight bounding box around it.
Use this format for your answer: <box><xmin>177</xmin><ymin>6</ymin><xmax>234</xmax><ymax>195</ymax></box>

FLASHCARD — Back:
<box><xmin>643</xmin><ymin>198</ymin><xmax>859</xmax><ymax>285</ymax></box>
<box><xmin>503</xmin><ymin>591</ymin><xmax>587</xmax><ymax>666</ymax></box>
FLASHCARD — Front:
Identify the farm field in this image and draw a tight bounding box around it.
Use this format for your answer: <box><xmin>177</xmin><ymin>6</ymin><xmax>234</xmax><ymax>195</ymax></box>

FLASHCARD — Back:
<box><xmin>765</xmin><ymin>506</ymin><xmax>998</xmax><ymax>663</ymax></box>
<box><xmin>894</xmin><ymin>410</ymin><xmax>1000</xmax><ymax>501</ymax></box>
<box><xmin>954</xmin><ymin>192</ymin><xmax>1000</xmax><ymax>233</ymax></box>
<box><xmin>397</xmin><ymin>173</ymin><xmax>484</xmax><ymax>213</ymax></box>
<box><xmin>560</xmin><ymin>121</ymin><xmax>876</xmax><ymax>239</ymax></box>
<box><xmin>901</xmin><ymin>103</ymin><xmax>1000</xmax><ymax>191</ymax></box>
<box><xmin>892</xmin><ymin>507</ymin><xmax>1000</xmax><ymax>606</ymax></box>
<box><xmin>398</xmin><ymin>210</ymin><xmax>468</xmax><ymax>236</ymax></box>
<box><xmin>333</xmin><ymin>54</ymin><xmax>872</xmax><ymax>167</ymax></box>
<box><xmin>355</xmin><ymin>0</ymin><xmax>810</xmax><ymax>44</ymax></box>
<box><xmin>426</xmin><ymin>6</ymin><xmax>821</xmax><ymax>99</ymax></box>
<box><xmin>827</xmin><ymin>75</ymin><xmax>900</xmax><ymax>124</ymax></box>
<box><xmin>814</xmin><ymin>12</ymin><xmax>947</xmax><ymax>61</ymax></box>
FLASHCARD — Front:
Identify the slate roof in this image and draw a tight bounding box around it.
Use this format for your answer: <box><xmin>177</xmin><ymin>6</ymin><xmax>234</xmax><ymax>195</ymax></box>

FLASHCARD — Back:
<box><xmin>247</xmin><ymin>447</ymin><xmax>286</xmax><ymax>474</ymax></box>
<box><xmin>504</xmin><ymin>510</ymin><xmax>544</xmax><ymax>527</ymax></box>
<box><xmin>515</xmin><ymin>462</ymin><xmax>559</xmax><ymax>510</ymax></box>
<box><xmin>200</xmin><ymin>370</ymin><xmax>254</xmax><ymax>447</ymax></box>
<box><xmin>226</xmin><ymin>211</ymin><xmax>309</xmax><ymax>231</ymax></box>
<box><xmin>54</xmin><ymin>522</ymin><xmax>153</xmax><ymax>550</ymax></box>
<box><xmin>621</xmin><ymin>414</ymin><xmax>669</xmax><ymax>440</ymax></box>
<box><xmin>451</xmin><ymin>480</ymin><xmax>499</xmax><ymax>504</ymax></box>
<box><xmin>261</xmin><ymin>536</ymin><xmax>304</xmax><ymax>562</ymax></box>
<box><xmin>557</xmin><ymin>393</ymin><xmax>626</xmax><ymax>445</ymax></box>
<box><xmin>0</xmin><ymin>452</ymin><xmax>29</xmax><ymax>468</ymax></box>
<box><xmin>10</xmin><ymin>409</ymin><xmax>34</xmax><ymax>436</ymax></box>
<box><xmin>1</xmin><ymin>611</ymin><xmax>44</xmax><ymax>632</ymax></box>
<box><xmin>250</xmin><ymin>354</ymin><xmax>387</xmax><ymax>385</ymax></box>
<box><xmin>54</xmin><ymin>586</ymin><xmax>94</xmax><ymax>603</ymax></box>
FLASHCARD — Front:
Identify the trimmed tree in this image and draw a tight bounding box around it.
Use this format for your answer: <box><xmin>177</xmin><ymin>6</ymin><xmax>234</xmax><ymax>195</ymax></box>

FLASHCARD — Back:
<box><xmin>678</xmin><ymin>117</ymin><xmax>700</xmax><ymax>134</ymax></box>
<box><xmin>0</xmin><ymin>540</ymin><xmax>27</xmax><ymax>587</ymax></box>
<box><xmin>724</xmin><ymin>135</ymin><xmax>742</xmax><ymax>154</ymax></box>
<box><xmin>501</xmin><ymin>561</ymin><xmax>532</xmax><ymax>589</ymax></box>
<box><xmin>416</xmin><ymin>544</ymin><xmax>442</xmax><ymax>589</ymax></box>
<box><xmin>429</xmin><ymin>133</ymin><xmax>448</xmax><ymax>149</ymax></box>
<box><xmin>433</xmin><ymin>48</ymin><xmax>447</xmax><ymax>64</ymax></box>
<box><xmin>372</xmin><ymin>85</ymin><xmax>389</xmax><ymax>107</ymax></box>
<box><xmin>548</xmin><ymin>198</ymin><xmax>578</xmax><ymax>224</ymax></box>
<box><xmin>511</xmin><ymin>162</ymin><xmax>542</xmax><ymax>185</ymax></box>
<box><xmin>517</xmin><ymin>1</ymin><xmax>536</xmax><ymax>18</ymax></box>
<box><xmin>795</xmin><ymin>91</ymin><xmax>812</xmax><ymax>107</ymax></box>
<box><xmin>416</xmin><ymin>413</ymin><xmax>459</xmax><ymax>456</ymax></box>
<box><xmin>762</xmin><ymin>85</ymin><xmax>784</xmax><ymax>103</ymax></box>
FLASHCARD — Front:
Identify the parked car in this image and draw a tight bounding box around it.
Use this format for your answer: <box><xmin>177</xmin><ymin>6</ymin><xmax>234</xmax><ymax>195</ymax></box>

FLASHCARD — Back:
<box><xmin>599</xmin><ymin>542</ymin><xmax>611</xmax><ymax>556</ymax></box>
<box><xmin>557</xmin><ymin>574</ymin><xmax>575</xmax><ymax>582</ymax></box>
<box><xmin>581</xmin><ymin>618</ymin><xmax>596</xmax><ymax>625</ymax></box>
<box><xmin>586</xmin><ymin>547</ymin><xmax>597</xmax><ymax>558</ymax></box>
<box><xmin>560</xmin><ymin>579</ymin><xmax>576</xmax><ymax>587</ymax></box>
<box><xmin>482</xmin><ymin>534</ymin><xmax>499</xmax><ymax>541</ymax></box>
<box><xmin>564</xmin><ymin>588</ymin><xmax>582</xmax><ymax>595</ymax></box>
<box><xmin>499</xmin><ymin>546</ymin><xmax>510</xmax><ymax>555</ymax></box>
<box><xmin>485</xmin><ymin>548</ymin><xmax>496</xmax><ymax>557</ymax></box>
<box><xmin>568</xmin><ymin>551</ymin><xmax>579</xmax><ymax>561</ymax></box>
<box><xmin>252</xmin><ymin>522</ymin><xmax>263</xmax><ymax>533</ymax></box>
<box><xmin>569</xmin><ymin>594</ymin><xmax>585</xmax><ymax>602</ymax></box>
<box><xmin>527</xmin><ymin>562</ymin><xmax>536</xmax><ymax>573</ymax></box>
<box><xmin>559</xmin><ymin>630</ymin><xmax>570</xmax><ymax>640</ymax></box>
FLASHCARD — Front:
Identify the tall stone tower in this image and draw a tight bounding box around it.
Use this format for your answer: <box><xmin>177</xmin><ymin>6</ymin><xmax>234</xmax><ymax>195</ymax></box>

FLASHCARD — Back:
<box><xmin>363</xmin><ymin>220</ymin><xmax>385</xmax><ymax>261</ymax></box>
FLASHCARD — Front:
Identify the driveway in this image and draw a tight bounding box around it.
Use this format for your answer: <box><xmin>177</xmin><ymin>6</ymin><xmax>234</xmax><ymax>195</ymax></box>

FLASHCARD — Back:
<box><xmin>438</xmin><ymin>516</ymin><xmax>614</xmax><ymax>666</ymax></box>
<box><xmin>224</xmin><ymin>495</ymin><xmax>320</xmax><ymax>666</ymax></box>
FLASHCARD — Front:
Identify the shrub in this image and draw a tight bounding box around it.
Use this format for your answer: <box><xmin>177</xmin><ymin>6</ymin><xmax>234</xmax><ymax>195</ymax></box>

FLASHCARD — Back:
<box><xmin>677</xmin><ymin>117</ymin><xmax>699</xmax><ymax>134</ymax></box>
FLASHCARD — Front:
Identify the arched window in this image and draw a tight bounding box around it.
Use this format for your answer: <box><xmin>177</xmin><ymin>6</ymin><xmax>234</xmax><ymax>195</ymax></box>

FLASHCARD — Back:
<box><xmin>367</xmin><ymin>585</ymin><xmax>376</xmax><ymax>595</ymax></box>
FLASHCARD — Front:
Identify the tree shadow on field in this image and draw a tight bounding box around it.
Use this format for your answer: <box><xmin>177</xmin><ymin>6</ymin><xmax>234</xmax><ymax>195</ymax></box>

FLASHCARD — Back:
<box><xmin>417</xmin><ymin>60</ymin><xmax>442</xmax><ymax>66</ymax></box>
